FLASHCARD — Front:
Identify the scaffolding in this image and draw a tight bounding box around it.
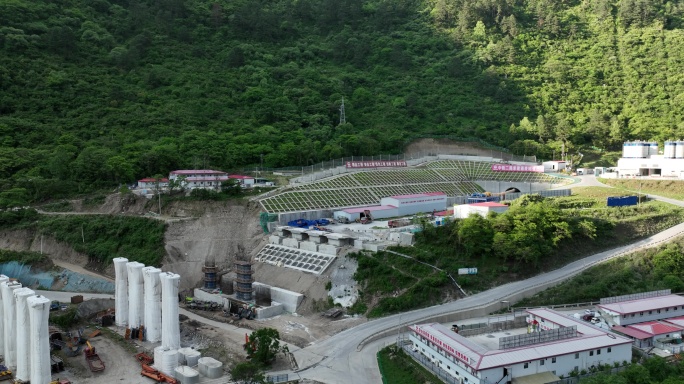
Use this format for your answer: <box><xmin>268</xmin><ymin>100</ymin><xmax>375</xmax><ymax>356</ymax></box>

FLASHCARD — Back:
<box><xmin>234</xmin><ymin>260</ymin><xmax>255</xmax><ymax>301</ymax></box>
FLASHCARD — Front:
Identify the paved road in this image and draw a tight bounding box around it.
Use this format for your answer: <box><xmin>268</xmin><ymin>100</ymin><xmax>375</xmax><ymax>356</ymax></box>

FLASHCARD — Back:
<box><xmin>284</xmin><ymin>180</ymin><xmax>684</xmax><ymax>384</ymax></box>
<box><xmin>35</xmin><ymin>179</ymin><xmax>684</xmax><ymax>384</ymax></box>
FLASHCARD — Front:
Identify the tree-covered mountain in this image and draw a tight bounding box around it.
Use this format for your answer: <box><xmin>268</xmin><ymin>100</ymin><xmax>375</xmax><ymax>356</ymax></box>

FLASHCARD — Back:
<box><xmin>2</xmin><ymin>0</ymin><xmax>684</xmax><ymax>204</ymax></box>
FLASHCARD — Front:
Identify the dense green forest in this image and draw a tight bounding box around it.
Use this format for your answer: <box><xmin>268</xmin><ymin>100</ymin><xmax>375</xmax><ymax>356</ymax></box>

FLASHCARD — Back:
<box><xmin>2</xmin><ymin>0</ymin><xmax>684</xmax><ymax>204</ymax></box>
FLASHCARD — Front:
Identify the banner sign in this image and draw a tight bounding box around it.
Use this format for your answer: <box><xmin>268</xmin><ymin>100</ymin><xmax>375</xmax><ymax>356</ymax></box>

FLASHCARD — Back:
<box><xmin>458</xmin><ymin>268</ymin><xmax>478</xmax><ymax>275</ymax></box>
<box><xmin>492</xmin><ymin>164</ymin><xmax>544</xmax><ymax>173</ymax></box>
<box><xmin>346</xmin><ymin>161</ymin><xmax>407</xmax><ymax>168</ymax></box>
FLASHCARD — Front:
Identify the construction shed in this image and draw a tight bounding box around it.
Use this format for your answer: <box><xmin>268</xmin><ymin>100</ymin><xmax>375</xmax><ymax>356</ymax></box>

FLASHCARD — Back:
<box><xmin>379</xmin><ymin>192</ymin><xmax>447</xmax><ymax>216</ymax></box>
<box><xmin>333</xmin><ymin>205</ymin><xmax>398</xmax><ymax>222</ymax></box>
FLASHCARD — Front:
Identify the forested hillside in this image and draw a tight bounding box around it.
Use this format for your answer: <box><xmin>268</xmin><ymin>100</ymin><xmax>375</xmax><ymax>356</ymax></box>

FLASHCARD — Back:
<box><xmin>2</xmin><ymin>0</ymin><xmax>684</xmax><ymax>205</ymax></box>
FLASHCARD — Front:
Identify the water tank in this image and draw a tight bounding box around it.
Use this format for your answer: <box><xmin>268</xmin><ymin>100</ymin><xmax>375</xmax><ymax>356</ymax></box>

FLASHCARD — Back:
<box><xmin>677</xmin><ymin>141</ymin><xmax>684</xmax><ymax>159</ymax></box>
<box><xmin>648</xmin><ymin>142</ymin><xmax>659</xmax><ymax>156</ymax></box>
<box><xmin>665</xmin><ymin>141</ymin><xmax>677</xmax><ymax>158</ymax></box>
<box><xmin>198</xmin><ymin>357</ymin><xmax>223</xmax><ymax>378</ymax></box>
<box><xmin>623</xmin><ymin>141</ymin><xmax>647</xmax><ymax>158</ymax></box>
<box><xmin>175</xmin><ymin>366</ymin><xmax>200</xmax><ymax>384</ymax></box>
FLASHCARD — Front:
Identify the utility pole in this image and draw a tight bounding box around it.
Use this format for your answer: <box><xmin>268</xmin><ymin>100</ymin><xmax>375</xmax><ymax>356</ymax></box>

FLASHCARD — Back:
<box><xmin>339</xmin><ymin>97</ymin><xmax>346</xmax><ymax>125</ymax></box>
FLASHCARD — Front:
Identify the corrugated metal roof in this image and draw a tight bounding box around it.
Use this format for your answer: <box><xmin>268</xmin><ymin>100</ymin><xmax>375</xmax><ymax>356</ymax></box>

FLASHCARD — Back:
<box><xmin>629</xmin><ymin>321</ymin><xmax>683</xmax><ymax>336</ymax></box>
<box><xmin>512</xmin><ymin>371</ymin><xmax>560</xmax><ymax>384</ymax></box>
<box><xmin>477</xmin><ymin>334</ymin><xmax>631</xmax><ymax>370</ymax></box>
<box><xmin>170</xmin><ymin>170</ymin><xmax>227</xmax><ymax>175</ymax></box>
<box><xmin>597</xmin><ymin>294</ymin><xmax>684</xmax><ymax>314</ymax></box>
<box><xmin>389</xmin><ymin>192</ymin><xmax>446</xmax><ymax>199</ymax></box>
<box><xmin>612</xmin><ymin>325</ymin><xmax>653</xmax><ymax>340</ymax></box>
<box><xmin>411</xmin><ymin>309</ymin><xmax>632</xmax><ymax>372</ymax></box>
<box><xmin>341</xmin><ymin>205</ymin><xmax>397</xmax><ymax>213</ymax></box>
<box><xmin>469</xmin><ymin>202</ymin><xmax>507</xmax><ymax>207</ymax></box>
<box><xmin>663</xmin><ymin>316</ymin><xmax>684</xmax><ymax>328</ymax></box>
<box><xmin>526</xmin><ymin>308</ymin><xmax>605</xmax><ymax>335</ymax></box>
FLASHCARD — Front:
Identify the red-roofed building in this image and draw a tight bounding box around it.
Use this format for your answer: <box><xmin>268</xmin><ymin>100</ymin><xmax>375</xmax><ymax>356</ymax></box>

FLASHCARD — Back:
<box><xmin>613</xmin><ymin>321</ymin><xmax>683</xmax><ymax>348</ymax></box>
<box><xmin>454</xmin><ymin>202</ymin><xmax>509</xmax><ymax>219</ymax></box>
<box><xmin>597</xmin><ymin>294</ymin><xmax>684</xmax><ymax>326</ymax></box>
<box><xmin>137</xmin><ymin>177</ymin><xmax>169</xmax><ymax>190</ymax></box>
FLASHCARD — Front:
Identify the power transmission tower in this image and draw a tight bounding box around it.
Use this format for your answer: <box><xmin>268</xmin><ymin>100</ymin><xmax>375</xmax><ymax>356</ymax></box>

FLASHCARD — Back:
<box><xmin>339</xmin><ymin>97</ymin><xmax>346</xmax><ymax>125</ymax></box>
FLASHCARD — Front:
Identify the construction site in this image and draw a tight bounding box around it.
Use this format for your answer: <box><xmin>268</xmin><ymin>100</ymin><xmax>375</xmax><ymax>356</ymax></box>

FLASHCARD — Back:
<box><xmin>0</xmin><ymin>146</ymin><xmax>574</xmax><ymax>383</ymax></box>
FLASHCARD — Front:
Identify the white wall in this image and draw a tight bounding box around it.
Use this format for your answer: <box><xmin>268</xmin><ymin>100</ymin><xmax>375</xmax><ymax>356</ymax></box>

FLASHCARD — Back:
<box><xmin>603</xmin><ymin>307</ymin><xmax>684</xmax><ymax>326</ymax></box>
<box><xmin>409</xmin><ymin>333</ymin><xmax>480</xmax><ymax>384</ymax></box>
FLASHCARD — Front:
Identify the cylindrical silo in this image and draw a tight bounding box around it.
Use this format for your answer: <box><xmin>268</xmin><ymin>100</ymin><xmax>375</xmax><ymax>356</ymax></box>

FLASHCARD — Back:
<box><xmin>14</xmin><ymin>288</ymin><xmax>35</xmax><ymax>382</ymax></box>
<box><xmin>175</xmin><ymin>366</ymin><xmax>200</xmax><ymax>384</ymax></box>
<box><xmin>160</xmin><ymin>348</ymin><xmax>179</xmax><ymax>376</ymax></box>
<box><xmin>2</xmin><ymin>281</ymin><xmax>22</xmax><ymax>368</ymax></box>
<box><xmin>0</xmin><ymin>275</ymin><xmax>9</xmax><ymax>354</ymax></box>
<box><xmin>113</xmin><ymin>257</ymin><xmax>129</xmax><ymax>327</ymax></box>
<box><xmin>198</xmin><ymin>357</ymin><xmax>223</xmax><ymax>378</ymax></box>
<box><xmin>27</xmin><ymin>295</ymin><xmax>51</xmax><ymax>384</ymax></box>
<box><xmin>161</xmin><ymin>272</ymin><xmax>181</xmax><ymax>350</ymax></box>
<box><xmin>127</xmin><ymin>261</ymin><xmax>145</xmax><ymax>329</ymax></box>
<box><xmin>648</xmin><ymin>142</ymin><xmax>659</xmax><ymax>156</ymax></box>
<box><xmin>665</xmin><ymin>141</ymin><xmax>677</xmax><ymax>158</ymax></box>
<box><xmin>143</xmin><ymin>267</ymin><xmax>162</xmax><ymax>343</ymax></box>
<box><xmin>676</xmin><ymin>141</ymin><xmax>684</xmax><ymax>159</ymax></box>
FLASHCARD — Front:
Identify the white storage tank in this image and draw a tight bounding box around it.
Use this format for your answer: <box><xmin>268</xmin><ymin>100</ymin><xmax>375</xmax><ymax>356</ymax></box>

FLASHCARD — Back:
<box><xmin>174</xmin><ymin>366</ymin><xmax>200</xmax><ymax>384</ymax></box>
<box><xmin>648</xmin><ymin>141</ymin><xmax>659</xmax><ymax>156</ymax></box>
<box><xmin>198</xmin><ymin>357</ymin><xmax>223</xmax><ymax>378</ymax></box>
<box><xmin>623</xmin><ymin>141</ymin><xmax>647</xmax><ymax>158</ymax></box>
<box><xmin>676</xmin><ymin>141</ymin><xmax>684</xmax><ymax>159</ymax></box>
<box><xmin>665</xmin><ymin>141</ymin><xmax>677</xmax><ymax>158</ymax></box>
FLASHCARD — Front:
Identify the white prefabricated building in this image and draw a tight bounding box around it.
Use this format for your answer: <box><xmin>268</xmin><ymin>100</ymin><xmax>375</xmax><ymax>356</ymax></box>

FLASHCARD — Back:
<box><xmin>113</xmin><ymin>257</ymin><xmax>129</xmax><ymax>326</ymax></box>
<box><xmin>143</xmin><ymin>266</ymin><xmax>163</xmax><ymax>343</ymax></box>
<box><xmin>14</xmin><ymin>287</ymin><xmax>35</xmax><ymax>382</ymax></box>
<box><xmin>380</xmin><ymin>192</ymin><xmax>447</xmax><ymax>216</ymax></box>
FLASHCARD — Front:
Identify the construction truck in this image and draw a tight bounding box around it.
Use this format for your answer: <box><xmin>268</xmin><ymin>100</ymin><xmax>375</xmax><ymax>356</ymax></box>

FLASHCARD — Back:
<box><xmin>0</xmin><ymin>365</ymin><xmax>10</xmax><ymax>381</ymax></box>
<box><xmin>360</xmin><ymin>209</ymin><xmax>373</xmax><ymax>224</ymax></box>
<box><xmin>84</xmin><ymin>341</ymin><xmax>105</xmax><ymax>372</ymax></box>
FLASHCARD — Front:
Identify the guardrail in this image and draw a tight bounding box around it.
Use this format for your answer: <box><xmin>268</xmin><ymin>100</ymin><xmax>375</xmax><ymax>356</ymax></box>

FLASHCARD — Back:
<box><xmin>356</xmin><ymin>224</ymin><xmax>684</xmax><ymax>351</ymax></box>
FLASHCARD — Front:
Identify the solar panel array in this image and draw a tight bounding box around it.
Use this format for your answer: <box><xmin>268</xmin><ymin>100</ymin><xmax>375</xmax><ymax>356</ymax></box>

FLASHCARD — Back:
<box><xmin>258</xmin><ymin>160</ymin><xmax>568</xmax><ymax>213</ymax></box>
<box><xmin>499</xmin><ymin>326</ymin><xmax>578</xmax><ymax>350</ymax></box>
<box><xmin>600</xmin><ymin>289</ymin><xmax>671</xmax><ymax>305</ymax></box>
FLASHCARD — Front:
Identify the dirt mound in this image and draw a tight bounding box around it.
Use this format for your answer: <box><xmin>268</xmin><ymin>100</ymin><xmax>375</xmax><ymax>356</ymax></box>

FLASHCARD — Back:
<box><xmin>0</xmin><ymin>229</ymin><xmax>90</xmax><ymax>266</ymax></box>
<box><xmin>405</xmin><ymin>138</ymin><xmax>515</xmax><ymax>159</ymax></box>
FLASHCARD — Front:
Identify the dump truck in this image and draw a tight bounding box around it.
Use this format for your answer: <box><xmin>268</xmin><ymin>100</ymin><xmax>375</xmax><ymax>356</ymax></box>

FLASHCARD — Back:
<box><xmin>84</xmin><ymin>341</ymin><xmax>105</xmax><ymax>372</ymax></box>
<box><xmin>388</xmin><ymin>218</ymin><xmax>410</xmax><ymax>228</ymax></box>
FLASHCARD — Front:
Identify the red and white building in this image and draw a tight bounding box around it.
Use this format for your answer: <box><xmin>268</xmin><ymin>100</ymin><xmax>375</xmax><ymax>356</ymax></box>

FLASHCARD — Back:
<box><xmin>408</xmin><ymin>308</ymin><xmax>632</xmax><ymax>384</ymax></box>
<box><xmin>169</xmin><ymin>170</ymin><xmax>255</xmax><ymax>190</ymax></box>
<box><xmin>596</xmin><ymin>294</ymin><xmax>684</xmax><ymax>326</ymax></box>
<box><xmin>612</xmin><ymin>321</ymin><xmax>683</xmax><ymax>348</ymax></box>
<box><xmin>137</xmin><ymin>177</ymin><xmax>168</xmax><ymax>190</ymax></box>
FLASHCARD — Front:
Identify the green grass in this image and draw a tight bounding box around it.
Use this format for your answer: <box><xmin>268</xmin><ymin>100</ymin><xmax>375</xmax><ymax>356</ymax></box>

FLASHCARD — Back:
<box><xmin>30</xmin><ymin>215</ymin><xmax>167</xmax><ymax>266</ymax></box>
<box><xmin>0</xmin><ymin>249</ymin><xmax>48</xmax><ymax>265</ymax></box>
<box><xmin>377</xmin><ymin>346</ymin><xmax>442</xmax><ymax>384</ymax></box>
<box><xmin>600</xmin><ymin>178</ymin><xmax>684</xmax><ymax>200</ymax></box>
<box><xmin>516</xmin><ymin>239</ymin><xmax>684</xmax><ymax>307</ymax></box>
<box><xmin>352</xmin><ymin>192</ymin><xmax>684</xmax><ymax>317</ymax></box>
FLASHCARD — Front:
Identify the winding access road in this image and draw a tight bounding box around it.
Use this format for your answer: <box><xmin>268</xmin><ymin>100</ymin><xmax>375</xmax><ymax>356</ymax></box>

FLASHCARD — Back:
<box><xmin>36</xmin><ymin>177</ymin><xmax>684</xmax><ymax>383</ymax></box>
<box><xmin>283</xmin><ymin>177</ymin><xmax>684</xmax><ymax>384</ymax></box>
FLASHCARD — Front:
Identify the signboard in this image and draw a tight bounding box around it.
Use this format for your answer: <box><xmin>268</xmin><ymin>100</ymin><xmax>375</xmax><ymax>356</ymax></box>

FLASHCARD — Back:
<box><xmin>491</xmin><ymin>164</ymin><xmax>544</xmax><ymax>173</ymax></box>
<box><xmin>346</xmin><ymin>161</ymin><xmax>407</xmax><ymax>169</ymax></box>
<box><xmin>458</xmin><ymin>268</ymin><xmax>478</xmax><ymax>275</ymax></box>
<box><xmin>413</xmin><ymin>326</ymin><xmax>471</xmax><ymax>364</ymax></box>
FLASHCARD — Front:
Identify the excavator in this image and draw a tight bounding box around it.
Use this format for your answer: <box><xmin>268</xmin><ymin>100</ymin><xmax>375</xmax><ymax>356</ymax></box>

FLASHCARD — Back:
<box><xmin>84</xmin><ymin>341</ymin><xmax>105</xmax><ymax>372</ymax></box>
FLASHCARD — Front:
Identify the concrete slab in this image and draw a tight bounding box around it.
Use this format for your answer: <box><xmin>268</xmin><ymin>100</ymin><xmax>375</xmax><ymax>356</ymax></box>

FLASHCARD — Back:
<box><xmin>319</xmin><ymin>244</ymin><xmax>340</xmax><ymax>256</ymax></box>
<box><xmin>282</xmin><ymin>238</ymin><xmax>300</xmax><ymax>249</ymax></box>
<box><xmin>269</xmin><ymin>235</ymin><xmax>282</xmax><ymax>245</ymax></box>
<box><xmin>353</xmin><ymin>240</ymin><xmax>365</xmax><ymax>250</ymax></box>
<box><xmin>362</xmin><ymin>242</ymin><xmax>386</xmax><ymax>252</ymax></box>
<box><xmin>399</xmin><ymin>232</ymin><xmax>414</xmax><ymax>246</ymax></box>
<box><xmin>253</xmin><ymin>283</ymin><xmax>304</xmax><ymax>313</ymax></box>
<box><xmin>299</xmin><ymin>241</ymin><xmax>319</xmax><ymax>252</ymax></box>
